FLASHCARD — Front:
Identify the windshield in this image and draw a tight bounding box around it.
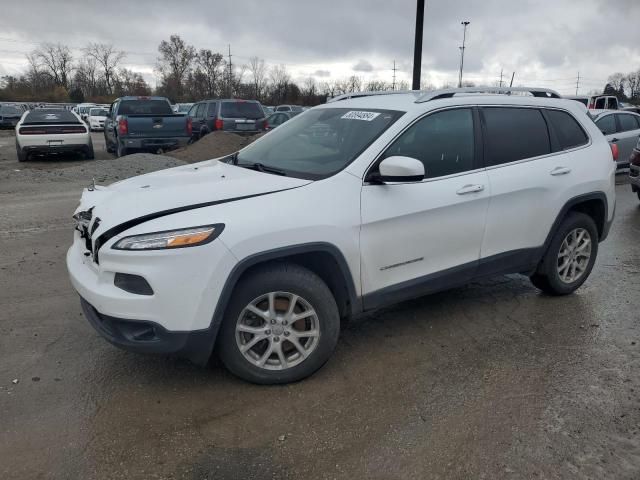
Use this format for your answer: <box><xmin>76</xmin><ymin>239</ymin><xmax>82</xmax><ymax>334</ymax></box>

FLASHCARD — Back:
<box><xmin>90</xmin><ymin>108</ymin><xmax>108</xmax><ymax>116</ymax></box>
<box><xmin>221</xmin><ymin>101</ymin><xmax>264</xmax><ymax>119</ymax></box>
<box><xmin>235</xmin><ymin>107</ymin><xmax>403</xmax><ymax>179</ymax></box>
<box><xmin>118</xmin><ymin>100</ymin><xmax>173</xmax><ymax>115</ymax></box>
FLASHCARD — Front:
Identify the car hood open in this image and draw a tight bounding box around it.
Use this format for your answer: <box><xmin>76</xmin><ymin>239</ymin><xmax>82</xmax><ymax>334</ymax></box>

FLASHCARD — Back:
<box><xmin>75</xmin><ymin>159</ymin><xmax>311</xmax><ymax>238</ymax></box>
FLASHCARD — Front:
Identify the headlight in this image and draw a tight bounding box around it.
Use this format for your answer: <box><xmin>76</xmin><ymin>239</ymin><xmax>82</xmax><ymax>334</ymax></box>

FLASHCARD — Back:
<box><xmin>112</xmin><ymin>224</ymin><xmax>224</xmax><ymax>251</ymax></box>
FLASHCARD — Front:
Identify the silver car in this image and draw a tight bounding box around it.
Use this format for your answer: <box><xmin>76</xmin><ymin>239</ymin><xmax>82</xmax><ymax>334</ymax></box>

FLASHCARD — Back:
<box><xmin>592</xmin><ymin>110</ymin><xmax>640</xmax><ymax>168</ymax></box>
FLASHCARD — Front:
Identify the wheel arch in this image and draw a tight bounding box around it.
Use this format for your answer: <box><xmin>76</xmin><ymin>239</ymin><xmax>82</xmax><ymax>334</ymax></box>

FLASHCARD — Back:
<box><xmin>543</xmin><ymin>192</ymin><xmax>609</xmax><ymax>253</ymax></box>
<box><xmin>210</xmin><ymin>243</ymin><xmax>361</xmax><ymax>335</ymax></box>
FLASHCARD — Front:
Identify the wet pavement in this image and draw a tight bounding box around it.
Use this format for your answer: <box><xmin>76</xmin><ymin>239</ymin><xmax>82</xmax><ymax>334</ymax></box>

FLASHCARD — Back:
<box><xmin>1</xmin><ymin>128</ymin><xmax>639</xmax><ymax>479</ymax></box>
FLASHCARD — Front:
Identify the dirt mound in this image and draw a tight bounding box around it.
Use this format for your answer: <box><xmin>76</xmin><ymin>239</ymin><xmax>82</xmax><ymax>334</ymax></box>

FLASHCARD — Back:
<box><xmin>168</xmin><ymin>131</ymin><xmax>263</xmax><ymax>163</ymax></box>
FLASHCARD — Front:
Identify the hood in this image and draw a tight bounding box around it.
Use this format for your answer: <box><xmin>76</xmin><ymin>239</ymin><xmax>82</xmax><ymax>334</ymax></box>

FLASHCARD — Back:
<box><xmin>76</xmin><ymin>159</ymin><xmax>311</xmax><ymax>237</ymax></box>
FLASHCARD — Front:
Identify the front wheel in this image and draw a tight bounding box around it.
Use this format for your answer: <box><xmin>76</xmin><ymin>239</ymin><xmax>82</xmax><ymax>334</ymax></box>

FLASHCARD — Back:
<box><xmin>530</xmin><ymin>212</ymin><xmax>598</xmax><ymax>295</ymax></box>
<box><xmin>217</xmin><ymin>263</ymin><xmax>340</xmax><ymax>384</ymax></box>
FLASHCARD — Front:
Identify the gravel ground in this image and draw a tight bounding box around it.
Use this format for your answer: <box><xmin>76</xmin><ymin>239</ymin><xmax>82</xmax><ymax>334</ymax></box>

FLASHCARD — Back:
<box><xmin>1</xmin><ymin>128</ymin><xmax>639</xmax><ymax>479</ymax></box>
<box><xmin>167</xmin><ymin>130</ymin><xmax>263</xmax><ymax>163</ymax></box>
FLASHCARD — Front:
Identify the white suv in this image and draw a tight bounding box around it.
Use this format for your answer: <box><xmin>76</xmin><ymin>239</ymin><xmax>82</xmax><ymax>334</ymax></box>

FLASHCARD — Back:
<box><xmin>66</xmin><ymin>87</ymin><xmax>616</xmax><ymax>384</ymax></box>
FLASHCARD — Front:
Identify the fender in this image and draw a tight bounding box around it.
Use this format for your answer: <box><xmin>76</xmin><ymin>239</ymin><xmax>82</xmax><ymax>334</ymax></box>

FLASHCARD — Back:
<box><xmin>542</xmin><ymin>192</ymin><xmax>609</xmax><ymax>252</ymax></box>
<box><xmin>207</xmin><ymin>242</ymin><xmax>362</xmax><ymax>340</ymax></box>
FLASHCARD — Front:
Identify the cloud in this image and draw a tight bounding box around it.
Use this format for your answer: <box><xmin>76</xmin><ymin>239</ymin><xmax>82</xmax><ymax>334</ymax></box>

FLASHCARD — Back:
<box><xmin>352</xmin><ymin>60</ymin><xmax>374</xmax><ymax>72</ymax></box>
<box><xmin>0</xmin><ymin>0</ymin><xmax>638</xmax><ymax>93</ymax></box>
<box><xmin>314</xmin><ymin>69</ymin><xmax>331</xmax><ymax>77</ymax></box>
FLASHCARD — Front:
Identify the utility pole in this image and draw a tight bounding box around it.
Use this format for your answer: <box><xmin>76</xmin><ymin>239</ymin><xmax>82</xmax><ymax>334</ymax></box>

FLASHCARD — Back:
<box><xmin>575</xmin><ymin>72</ymin><xmax>580</xmax><ymax>95</ymax></box>
<box><xmin>499</xmin><ymin>68</ymin><xmax>504</xmax><ymax>88</ymax></box>
<box><xmin>509</xmin><ymin>71</ymin><xmax>515</xmax><ymax>87</ymax></box>
<box><xmin>392</xmin><ymin>60</ymin><xmax>397</xmax><ymax>90</ymax></box>
<box><xmin>412</xmin><ymin>0</ymin><xmax>425</xmax><ymax>90</ymax></box>
<box><xmin>458</xmin><ymin>21</ymin><xmax>470</xmax><ymax>88</ymax></box>
<box><xmin>227</xmin><ymin>44</ymin><xmax>233</xmax><ymax>98</ymax></box>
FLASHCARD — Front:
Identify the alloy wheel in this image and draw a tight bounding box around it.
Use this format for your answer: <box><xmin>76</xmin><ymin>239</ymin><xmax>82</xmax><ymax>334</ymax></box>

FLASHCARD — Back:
<box><xmin>557</xmin><ymin>227</ymin><xmax>592</xmax><ymax>284</ymax></box>
<box><xmin>235</xmin><ymin>291</ymin><xmax>320</xmax><ymax>370</ymax></box>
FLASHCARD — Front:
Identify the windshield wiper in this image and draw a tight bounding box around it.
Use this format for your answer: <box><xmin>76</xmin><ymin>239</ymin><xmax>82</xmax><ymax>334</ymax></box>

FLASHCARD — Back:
<box><xmin>235</xmin><ymin>162</ymin><xmax>287</xmax><ymax>176</ymax></box>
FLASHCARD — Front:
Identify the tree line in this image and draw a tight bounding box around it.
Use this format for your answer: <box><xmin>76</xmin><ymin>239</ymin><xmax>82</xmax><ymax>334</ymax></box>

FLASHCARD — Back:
<box><xmin>603</xmin><ymin>70</ymin><xmax>640</xmax><ymax>103</ymax></box>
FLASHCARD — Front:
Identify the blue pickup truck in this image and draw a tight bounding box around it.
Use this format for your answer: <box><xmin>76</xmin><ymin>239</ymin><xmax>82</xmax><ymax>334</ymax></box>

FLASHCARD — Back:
<box><xmin>104</xmin><ymin>96</ymin><xmax>192</xmax><ymax>157</ymax></box>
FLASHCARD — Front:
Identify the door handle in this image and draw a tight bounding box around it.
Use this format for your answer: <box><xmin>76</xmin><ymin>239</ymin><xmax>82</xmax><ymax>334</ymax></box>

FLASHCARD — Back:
<box><xmin>456</xmin><ymin>184</ymin><xmax>484</xmax><ymax>195</ymax></box>
<box><xmin>550</xmin><ymin>166</ymin><xmax>571</xmax><ymax>176</ymax></box>
<box><xmin>611</xmin><ymin>138</ymin><xmax>619</xmax><ymax>143</ymax></box>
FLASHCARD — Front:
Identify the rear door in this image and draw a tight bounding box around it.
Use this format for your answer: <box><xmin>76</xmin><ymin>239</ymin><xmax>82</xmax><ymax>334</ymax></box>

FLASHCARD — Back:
<box><xmin>104</xmin><ymin>101</ymin><xmax>118</xmax><ymax>146</ymax></box>
<box><xmin>360</xmin><ymin>107</ymin><xmax>490</xmax><ymax>305</ymax></box>
<box><xmin>480</xmin><ymin>107</ymin><xmax>589</xmax><ymax>271</ymax></box>
<box><xmin>595</xmin><ymin>114</ymin><xmax>621</xmax><ymax>165</ymax></box>
<box><xmin>616</xmin><ymin>113</ymin><xmax>640</xmax><ymax>164</ymax></box>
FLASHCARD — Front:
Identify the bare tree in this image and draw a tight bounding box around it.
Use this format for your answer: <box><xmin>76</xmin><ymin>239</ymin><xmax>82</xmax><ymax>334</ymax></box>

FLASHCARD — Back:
<box><xmin>625</xmin><ymin>69</ymin><xmax>640</xmax><ymax>100</ymax></box>
<box><xmin>247</xmin><ymin>56</ymin><xmax>267</xmax><ymax>100</ymax></box>
<box><xmin>84</xmin><ymin>43</ymin><xmax>125</xmax><ymax>95</ymax></box>
<box><xmin>196</xmin><ymin>49</ymin><xmax>224</xmax><ymax>97</ymax></box>
<box><xmin>32</xmin><ymin>43</ymin><xmax>73</xmax><ymax>89</ymax></box>
<box><xmin>157</xmin><ymin>35</ymin><xmax>196</xmax><ymax>99</ymax></box>
<box><xmin>74</xmin><ymin>57</ymin><xmax>99</xmax><ymax>98</ymax></box>
<box><xmin>607</xmin><ymin>72</ymin><xmax>626</xmax><ymax>97</ymax></box>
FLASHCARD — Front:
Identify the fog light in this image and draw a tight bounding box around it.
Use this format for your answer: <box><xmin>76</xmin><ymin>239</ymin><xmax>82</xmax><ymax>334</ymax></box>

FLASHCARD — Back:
<box><xmin>114</xmin><ymin>273</ymin><xmax>153</xmax><ymax>296</ymax></box>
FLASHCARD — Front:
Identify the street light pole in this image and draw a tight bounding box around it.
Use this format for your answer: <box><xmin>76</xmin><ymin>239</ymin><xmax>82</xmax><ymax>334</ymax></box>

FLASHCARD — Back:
<box><xmin>458</xmin><ymin>21</ymin><xmax>470</xmax><ymax>88</ymax></box>
<box><xmin>412</xmin><ymin>0</ymin><xmax>425</xmax><ymax>90</ymax></box>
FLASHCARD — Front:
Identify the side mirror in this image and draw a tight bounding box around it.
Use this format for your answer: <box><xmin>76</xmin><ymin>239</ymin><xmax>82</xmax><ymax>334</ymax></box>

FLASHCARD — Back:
<box><xmin>371</xmin><ymin>156</ymin><xmax>425</xmax><ymax>183</ymax></box>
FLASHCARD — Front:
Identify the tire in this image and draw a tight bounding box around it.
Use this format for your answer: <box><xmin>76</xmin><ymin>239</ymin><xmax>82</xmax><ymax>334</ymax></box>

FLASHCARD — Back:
<box><xmin>85</xmin><ymin>142</ymin><xmax>95</xmax><ymax>160</ymax></box>
<box><xmin>217</xmin><ymin>263</ymin><xmax>340</xmax><ymax>384</ymax></box>
<box><xmin>116</xmin><ymin>140</ymin><xmax>127</xmax><ymax>158</ymax></box>
<box><xmin>637</xmin><ymin>191</ymin><xmax>640</xmax><ymax>202</ymax></box>
<box><xmin>530</xmin><ymin>212</ymin><xmax>598</xmax><ymax>295</ymax></box>
<box><xmin>15</xmin><ymin>141</ymin><xmax>27</xmax><ymax>162</ymax></box>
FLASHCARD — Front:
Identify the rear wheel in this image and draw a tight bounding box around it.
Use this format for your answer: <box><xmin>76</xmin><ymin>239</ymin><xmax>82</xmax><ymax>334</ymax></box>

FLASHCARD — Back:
<box><xmin>116</xmin><ymin>140</ymin><xmax>127</xmax><ymax>158</ymax></box>
<box><xmin>217</xmin><ymin>263</ymin><xmax>340</xmax><ymax>384</ymax></box>
<box><xmin>15</xmin><ymin>141</ymin><xmax>27</xmax><ymax>162</ymax></box>
<box><xmin>530</xmin><ymin>212</ymin><xmax>598</xmax><ymax>295</ymax></box>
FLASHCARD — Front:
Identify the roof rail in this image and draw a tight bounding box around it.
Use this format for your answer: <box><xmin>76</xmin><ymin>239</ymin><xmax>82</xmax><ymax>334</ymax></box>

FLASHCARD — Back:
<box><xmin>415</xmin><ymin>86</ymin><xmax>562</xmax><ymax>103</ymax></box>
<box><xmin>327</xmin><ymin>90</ymin><xmax>414</xmax><ymax>103</ymax></box>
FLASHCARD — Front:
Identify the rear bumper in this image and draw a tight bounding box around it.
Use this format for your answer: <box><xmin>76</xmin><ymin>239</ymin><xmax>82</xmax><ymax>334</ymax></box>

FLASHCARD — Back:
<box><xmin>122</xmin><ymin>136</ymin><xmax>189</xmax><ymax>151</ymax></box>
<box><xmin>21</xmin><ymin>143</ymin><xmax>91</xmax><ymax>155</ymax></box>
<box><xmin>80</xmin><ymin>297</ymin><xmax>214</xmax><ymax>365</ymax></box>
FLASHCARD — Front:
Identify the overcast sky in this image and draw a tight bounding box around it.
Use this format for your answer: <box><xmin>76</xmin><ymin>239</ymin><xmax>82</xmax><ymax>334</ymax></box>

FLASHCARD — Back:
<box><xmin>1</xmin><ymin>0</ymin><xmax>639</xmax><ymax>95</ymax></box>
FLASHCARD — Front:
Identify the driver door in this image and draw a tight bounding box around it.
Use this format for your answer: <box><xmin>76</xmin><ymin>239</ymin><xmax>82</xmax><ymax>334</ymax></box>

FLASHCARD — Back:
<box><xmin>360</xmin><ymin>107</ymin><xmax>490</xmax><ymax>308</ymax></box>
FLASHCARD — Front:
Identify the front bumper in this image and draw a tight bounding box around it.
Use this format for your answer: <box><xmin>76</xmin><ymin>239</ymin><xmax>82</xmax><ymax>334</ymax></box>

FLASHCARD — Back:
<box><xmin>121</xmin><ymin>136</ymin><xmax>189</xmax><ymax>152</ymax></box>
<box><xmin>80</xmin><ymin>297</ymin><xmax>214</xmax><ymax>364</ymax></box>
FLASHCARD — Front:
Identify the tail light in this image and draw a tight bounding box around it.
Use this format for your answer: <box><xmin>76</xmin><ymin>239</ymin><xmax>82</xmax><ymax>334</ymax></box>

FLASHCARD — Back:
<box><xmin>263</xmin><ymin>120</ymin><xmax>269</xmax><ymax>130</ymax></box>
<box><xmin>214</xmin><ymin>118</ymin><xmax>223</xmax><ymax>130</ymax></box>
<box><xmin>610</xmin><ymin>143</ymin><xmax>619</xmax><ymax>161</ymax></box>
<box><xmin>19</xmin><ymin>126</ymin><xmax>86</xmax><ymax>135</ymax></box>
<box><xmin>588</xmin><ymin>103</ymin><xmax>594</xmax><ymax>109</ymax></box>
<box><xmin>186</xmin><ymin>117</ymin><xmax>193</xmax><ymax>136</ymax></box>
<box><xmin>118</xmin><ymin>118</ymin><xmax>128</xmax><ymax>135</ymax></box>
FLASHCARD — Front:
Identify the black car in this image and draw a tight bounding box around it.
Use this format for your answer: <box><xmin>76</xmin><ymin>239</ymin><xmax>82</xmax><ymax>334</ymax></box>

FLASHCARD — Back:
<box><xmin>188</xmin><ymin>99</ymin><xmax>266</xmax><ymax>139</ymax></box>
<box><xmin>0</xmin><ymin>104</ymin><xmax>24</xmax><ymax>128</ymax></box>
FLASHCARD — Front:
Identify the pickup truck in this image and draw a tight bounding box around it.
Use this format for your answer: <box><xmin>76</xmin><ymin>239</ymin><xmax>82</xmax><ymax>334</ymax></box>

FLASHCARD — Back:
<box><xmin>104</xmin><ymin>96</ymin><xmax>192</xmax><ymax>157</ymax></box>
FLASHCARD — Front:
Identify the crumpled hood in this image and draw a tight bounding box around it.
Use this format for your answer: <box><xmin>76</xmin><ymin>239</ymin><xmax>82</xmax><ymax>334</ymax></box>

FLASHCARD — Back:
<box><xmin>76</xmin><ymin>159</ymin><xmax>311</xmax><ymax>236</ymax></box>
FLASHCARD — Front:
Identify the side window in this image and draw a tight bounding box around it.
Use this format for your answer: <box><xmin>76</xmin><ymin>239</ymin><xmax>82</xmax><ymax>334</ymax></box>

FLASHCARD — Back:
<box><xmin>382</xmin><ymin>108</ymin><xmax>475</xmax><ymax>179</ymax></box>
<box><xmin>195</xmin><ymin>103</ymin><xmax>206</xmax><ymax>117</ymax></box>
<box><xmin>606</xmin><ymin>98</ymin><xmax>618</xmax><ymax>110</ymax></box>
<box><xmin>188</xmin><ymin>104</ymin><xmax>198</xmax><ymax>117</ymax></box>
<box><xmin>482</xmin><ymin>107</ymin><xmax>551</xmax><ymax>166</ymax></box>
<box><xmin>595</xmin><ymin>115</ymin><xmax>616</xmax><ymax>135</ymax></box>
<box><xmin>207</xmin><ymin>102</ymin><xmax>217</xmax><ymax>117</ymax></box>
<box><xmin>545</xmin><ymin>109</ymin><xmax>588</xmax><ymax>150</ymax></box>
<box><xmin>618</xmin><ymin>114</ymin><xmax>639</xmax><ymax>132</ymax></box>
<box><xmin>595</xmin><ymin>98</ymin><xmax>607</xmax><ymax>109</ymax></box>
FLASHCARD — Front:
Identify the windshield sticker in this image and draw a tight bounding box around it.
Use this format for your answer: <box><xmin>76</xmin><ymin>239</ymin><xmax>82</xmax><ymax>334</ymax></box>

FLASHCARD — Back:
<box><xmin>341</xmin><ymin>111</ymin><xmax>380</xmax><ymax>121</ymax></box>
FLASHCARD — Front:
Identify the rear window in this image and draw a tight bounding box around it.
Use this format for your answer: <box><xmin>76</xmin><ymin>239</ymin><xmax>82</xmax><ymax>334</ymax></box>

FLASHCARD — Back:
<box><xmin>118</xmin><ymin>100</ymin><xmax>173</xmax><ymax>115</ymax></box>
<box><xmin>23</xmin><ymin>109</ymin><xmax>80</xmax><ymax>125</ymax></box>
<box><xmin>220</xmin><ymin>101</ymin><xmax>264</xmax><ymax>119</ymax></box>
<box><xmin>482</xmin><ymin>107</ymin><xmax>551</xmax><ymax>166</ymax></box>
<box><xmin>545</xmin><ymin>109</ymin><xmax>589</xmax><ymax>150</ymax></box>
<box><xmin>89</xmin><ymin>108</ymin><xmax>109</xmax><ymax>117</ymax></box>
<box><xmin>0</xmin><ymin>105</ymin><xmax>22</xmax><ymax>115</ymax></box>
